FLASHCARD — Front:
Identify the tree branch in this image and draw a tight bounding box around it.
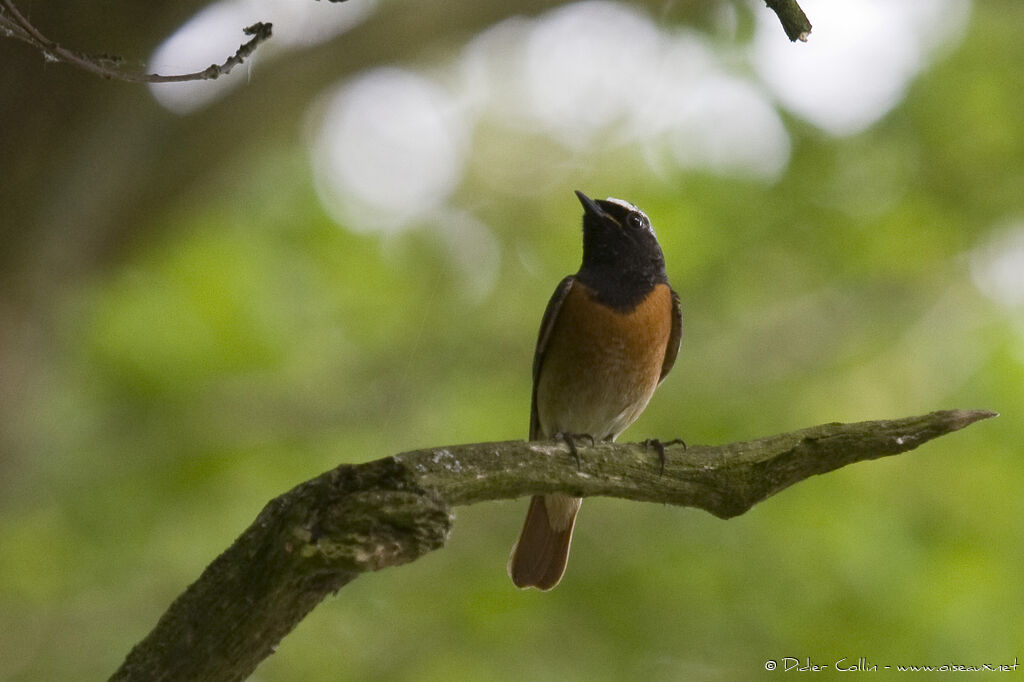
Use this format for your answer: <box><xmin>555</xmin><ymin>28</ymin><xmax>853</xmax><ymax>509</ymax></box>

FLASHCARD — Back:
<box><xmin>765</xmin><ymin>0</ymin><xmax>812</xmax><ymax>42</ymax></box>
<box><xmin>111</xmin><ymin>409</ymin><xmax>994</xmax><ymax>681</ymax></box>
<box><xmin>0</xmin><ymin>0</ymin><xmax>271</xmax><ymax>82</ymax></box>
<box><xmin>0</xmin><ymin>0</ymin><xmax>811</xmax><ymax>87</ymax></box>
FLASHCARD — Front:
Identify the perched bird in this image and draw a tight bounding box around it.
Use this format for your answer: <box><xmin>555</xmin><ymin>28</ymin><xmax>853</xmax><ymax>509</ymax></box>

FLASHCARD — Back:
<box><xmin>508</xmin><ymin>190</ymin><xmax>682</xmax><ymax>590</ymax></box>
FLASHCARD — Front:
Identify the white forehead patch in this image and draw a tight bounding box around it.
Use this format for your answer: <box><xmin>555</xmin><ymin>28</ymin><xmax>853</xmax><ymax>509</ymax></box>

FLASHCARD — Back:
<box><xmin>604</xmin><ymin>197</ymin><xmax>640</xmax><ymax>213</ymax></box>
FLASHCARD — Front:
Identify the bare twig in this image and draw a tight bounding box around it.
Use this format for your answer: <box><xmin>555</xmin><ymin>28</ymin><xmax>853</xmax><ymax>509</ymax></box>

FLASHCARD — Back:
<box><xmin>144</xmin><ymin>22</ymin><xmax>273</xmax><ymax>84</ymax></box>
<box><xmin>111</xmin><ymin>410</ymin><xmax>995</xmax><ymax>682</ymax></box>
<box><xmin>1</xmin><ymin>0</ymin><xmax>813</xmax><ymax>87</ymax></box>
<box><xmin>0</xmin><ymin>0</ymin><xmax>271</xmax><ymax>82</ymax></box>
<box><xmin>765</xmin><ymin>0</ymin><xmax>813</xmax><ymax>42</ymax></box>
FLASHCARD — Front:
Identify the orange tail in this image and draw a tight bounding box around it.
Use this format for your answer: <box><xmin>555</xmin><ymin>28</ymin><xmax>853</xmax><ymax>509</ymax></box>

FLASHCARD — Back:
<box><xmin>508</xmin><ymin>493</ymin><xmax>581</xmax><ymax>590</ymax></box>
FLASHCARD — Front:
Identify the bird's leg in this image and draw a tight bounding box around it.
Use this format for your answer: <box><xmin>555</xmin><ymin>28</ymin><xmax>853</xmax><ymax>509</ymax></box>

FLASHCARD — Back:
<box><xmin>643</xmin><ymin>438</ymin><xmax>687</xmax><ymax>476</ymax></box>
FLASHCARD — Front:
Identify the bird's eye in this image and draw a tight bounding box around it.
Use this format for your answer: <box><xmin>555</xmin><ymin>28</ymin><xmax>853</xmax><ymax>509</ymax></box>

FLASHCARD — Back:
<box><xmin>627</xmin><ymin>213</ymin><xmax>645</xmax><ymax>230</ymax></box>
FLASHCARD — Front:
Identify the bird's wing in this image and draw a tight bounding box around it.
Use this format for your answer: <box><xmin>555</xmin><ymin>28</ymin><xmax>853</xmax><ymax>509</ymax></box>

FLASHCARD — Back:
<box><xmin>529</xmin><ymin>275</ymin><xmax>576</xmax><ymax>440</ymax></box>
<box><xmin>658</xmin><ymin>286</ymin><xmax>683</xmax><ymax>384</ymax></box>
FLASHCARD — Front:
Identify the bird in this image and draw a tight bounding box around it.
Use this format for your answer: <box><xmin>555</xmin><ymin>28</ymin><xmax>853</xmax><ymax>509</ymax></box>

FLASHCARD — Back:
<box><xmin>507</xmin><ymin>190</ymin><xmax>682</xmax><ymax>590</ymax></box>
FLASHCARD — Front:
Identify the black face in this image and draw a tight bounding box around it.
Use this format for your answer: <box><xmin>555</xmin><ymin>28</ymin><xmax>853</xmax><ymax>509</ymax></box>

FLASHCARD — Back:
<box><xmin>574</xmin><ymin>190</ymin><xmax>668</xmax><ymax>308</ymax></box>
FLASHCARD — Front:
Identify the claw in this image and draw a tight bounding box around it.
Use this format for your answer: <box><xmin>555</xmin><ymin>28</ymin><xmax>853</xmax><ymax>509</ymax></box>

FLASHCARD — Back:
<box><xmin>643</xmin><ymin>438</ymin><xmax>687</xmax><ymax>476</ymax></box>
<box><xmin>555</xmin><ymin>433</ymin><xmax>594</xmax><ymax>471</ymax></box>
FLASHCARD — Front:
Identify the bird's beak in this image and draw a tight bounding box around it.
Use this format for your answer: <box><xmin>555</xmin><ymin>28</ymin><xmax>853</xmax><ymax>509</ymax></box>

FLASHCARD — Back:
<box><xmin>575</xmin><ymin>190</ymin><xmax>605</xmax><ymax>219</ymax></box>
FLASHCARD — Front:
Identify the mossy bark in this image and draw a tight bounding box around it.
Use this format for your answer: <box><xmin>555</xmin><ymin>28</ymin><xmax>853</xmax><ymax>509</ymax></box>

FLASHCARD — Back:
<box><xmin>111</xmin><ymin>409</ymin><xmax>995</xmax><ymax>681</ymax></box>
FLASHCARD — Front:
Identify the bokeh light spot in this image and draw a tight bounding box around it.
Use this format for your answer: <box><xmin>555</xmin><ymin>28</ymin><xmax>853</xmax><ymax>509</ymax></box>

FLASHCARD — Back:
<box><xmin>311</xmin><ymin>69</ymin><xmax>468</xmax><ymax>232</ymax></box>
<box><xmin>752</xmin><ymin>0</ymin><xmax>971</xmax><ymax>136</ymax></box>
<box><xmin>149</xmin><ymin>0</ymin><xmax>376</xmax><ymax>114</ymax></box>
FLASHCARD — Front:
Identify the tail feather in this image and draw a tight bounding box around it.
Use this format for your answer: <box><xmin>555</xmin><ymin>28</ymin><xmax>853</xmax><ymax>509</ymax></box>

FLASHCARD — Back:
<box><xmin>508</xmin><ymin>494</ymin><xmax>581</xmax><ymax>590</ymax></box>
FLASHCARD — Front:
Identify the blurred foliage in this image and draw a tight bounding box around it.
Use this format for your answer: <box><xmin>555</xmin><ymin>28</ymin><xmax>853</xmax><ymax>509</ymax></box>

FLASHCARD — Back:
<box><xmin>1</xmin><ymin>1</ymin><xmax>1023</xmax><ymax>680</ymax></box>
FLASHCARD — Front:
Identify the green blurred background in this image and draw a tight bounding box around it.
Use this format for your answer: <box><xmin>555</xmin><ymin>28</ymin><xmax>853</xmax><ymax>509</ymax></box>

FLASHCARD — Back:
<box><xmin>1</xmin><ymin>0</ymin><xmax>1021</xmax><ymax>679</ymax></box>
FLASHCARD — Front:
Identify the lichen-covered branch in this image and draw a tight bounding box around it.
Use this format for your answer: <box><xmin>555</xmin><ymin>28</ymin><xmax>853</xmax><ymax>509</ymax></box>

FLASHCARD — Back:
<box><xmin>111</xmin><ymin>409</ymin><xmax>994</xmax><ymax>681</ymax></box>
<box><xmin>765</xmin><ymin>0</ymin><xmax>813</xmax><ymax>42</ymax></box>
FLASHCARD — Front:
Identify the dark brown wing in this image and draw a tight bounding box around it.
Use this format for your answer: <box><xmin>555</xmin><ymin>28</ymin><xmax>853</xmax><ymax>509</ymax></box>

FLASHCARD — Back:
<box><xmin>529</xmin><ymin>276</ymin><xmax>576</xmax><ymax>440</ymax></box>
<box><xmin>658</xmin><ymin>286</ymin><xmax>683</xmax><ymax>383</ymax></box>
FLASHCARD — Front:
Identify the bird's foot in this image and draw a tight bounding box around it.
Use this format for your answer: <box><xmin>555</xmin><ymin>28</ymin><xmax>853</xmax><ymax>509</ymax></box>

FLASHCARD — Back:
<box><xmin>554</xmin><ymin>433</ymin><xmax>596</xmax><ymax>471</ymax></box>
<box><xmin>643</xmin><ymin>438</ymin><xmax>687</xmax><ymax>476</ymax></box>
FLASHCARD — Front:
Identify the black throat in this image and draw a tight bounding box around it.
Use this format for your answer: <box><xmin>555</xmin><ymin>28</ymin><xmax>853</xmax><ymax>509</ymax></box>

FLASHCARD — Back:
<box><xmin>576</xmin><ymin>232</ymin><xmax>668</xmax><ymax>312</ymax></box>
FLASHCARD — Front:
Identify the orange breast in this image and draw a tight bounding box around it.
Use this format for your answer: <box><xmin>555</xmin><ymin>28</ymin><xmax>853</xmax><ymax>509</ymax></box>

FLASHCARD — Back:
<box><xmin>534</xmin><ymin>282</ymin><xmax>673</xmax><ymax>441</ymax></box>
